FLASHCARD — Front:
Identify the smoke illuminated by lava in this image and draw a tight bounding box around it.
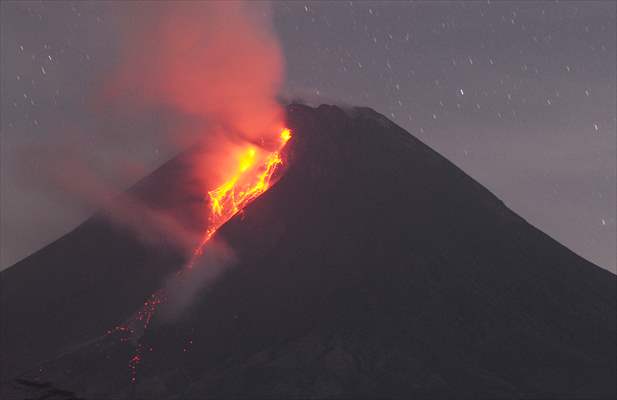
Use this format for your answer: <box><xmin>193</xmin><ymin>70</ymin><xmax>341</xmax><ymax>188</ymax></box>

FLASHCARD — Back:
<box><xmin>192</xmin><ymin>128</ymin><xmax>292</xmax><ymax>260</ymax></box>
<box><xmin>97</xmin><ymin>1</ymin><xmax>292</xmax><ymax>386</ymax></box>
<box><xmin>161</xmin><ymin>127</ymin><xmax>292</xmax><ymax>317</ymax></box>
<box><xmin>105</xmin><ymin>1</ymin><xmax>284</xmax><ymax>143</ymax></box>
<box><xmin>96</xmin><ymin>1</ymin><xmax>289</xmax><ymax>255</ymax></box>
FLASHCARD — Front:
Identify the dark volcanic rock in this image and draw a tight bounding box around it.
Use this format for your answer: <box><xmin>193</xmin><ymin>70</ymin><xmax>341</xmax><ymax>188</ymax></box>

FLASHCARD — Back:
<box><xmin>0</xmin><ymin>148</ymin><xmax>206</xmax><ymax>375</ymax></box>
<box><xmin>2</xmin><ymin>104</ymin><xmax>615</xmax><ymax>399</ymax></box>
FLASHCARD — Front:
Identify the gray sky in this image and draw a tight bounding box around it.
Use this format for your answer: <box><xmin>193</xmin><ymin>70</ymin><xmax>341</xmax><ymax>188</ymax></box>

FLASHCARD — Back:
<box><xmin>1</xmin><ymin>1</ymin><xmax>615</xmax><ymax>272</ymax></box>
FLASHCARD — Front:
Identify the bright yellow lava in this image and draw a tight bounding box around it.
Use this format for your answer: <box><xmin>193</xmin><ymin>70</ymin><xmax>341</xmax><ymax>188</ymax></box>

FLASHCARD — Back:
<box><xmin>189</xmin><ymin>128</ymin><xmax>292</xmax><ymax>262</ymax></box>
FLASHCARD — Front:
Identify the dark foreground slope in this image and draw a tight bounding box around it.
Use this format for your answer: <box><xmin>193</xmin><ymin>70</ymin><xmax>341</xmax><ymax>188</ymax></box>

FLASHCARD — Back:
<box><xmin>3</xmin><ymin>104</ymin><xmax>616</xmax><ymax>399</ymax></box>
<box><xmin>0</xmin><ymin>148</ymin><xmax>207</xmax><ymax>375</ymax></box>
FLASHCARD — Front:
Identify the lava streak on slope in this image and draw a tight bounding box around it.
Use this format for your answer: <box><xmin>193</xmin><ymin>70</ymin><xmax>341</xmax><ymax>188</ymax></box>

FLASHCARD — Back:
<box><xmin>190</xmin><ymin>128</ymin><xmax>292</xmax><ymax>262</ymax></box>
<box><xmin>110</xmin><ymin>127</ymin><xmax>292</xmax><ymax>384</ymax></box>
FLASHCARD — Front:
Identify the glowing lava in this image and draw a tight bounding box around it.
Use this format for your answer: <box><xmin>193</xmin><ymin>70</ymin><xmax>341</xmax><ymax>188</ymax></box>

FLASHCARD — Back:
<box><xmin>109</xmin><ymin>127</ymin><xmax>292</xmax><ymax>385</ymax></box>
<box><xmin>190</xmin><ymin>128</ymin><xmax>292</xmax><ymax>262</ymax></box>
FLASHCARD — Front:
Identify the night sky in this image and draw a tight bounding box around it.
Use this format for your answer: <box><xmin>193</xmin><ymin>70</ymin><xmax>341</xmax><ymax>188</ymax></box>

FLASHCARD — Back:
<box><xmin>1</xmin><ymin>1</ymin><xmax>615</xmax><ymax>272</ymax></box>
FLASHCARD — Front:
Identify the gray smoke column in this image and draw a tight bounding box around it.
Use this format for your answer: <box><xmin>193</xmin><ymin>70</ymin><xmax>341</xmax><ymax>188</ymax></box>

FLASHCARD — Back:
<box><xmin>158</xmin><ymin>240</ymin><xmax>236</xmax><ymax>322</ymax></box>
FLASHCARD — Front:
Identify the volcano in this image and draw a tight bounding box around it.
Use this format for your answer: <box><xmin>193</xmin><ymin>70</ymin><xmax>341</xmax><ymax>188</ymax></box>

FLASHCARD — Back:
<box><xmin>2</xmin><ymin>104</ymin><xmax>616</xmax><ymax>399</ymax></box>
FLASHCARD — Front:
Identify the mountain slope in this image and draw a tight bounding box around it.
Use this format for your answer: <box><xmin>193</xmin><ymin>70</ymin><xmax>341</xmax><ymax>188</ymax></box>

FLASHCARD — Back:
<box><xmin>2</xmin><ymin>104</ymin><xmax>615</xmax><ymax>399</ymax></box>
<box><xmin>0</xmin><ymin>148</ymin><xmax>207</xmax><ymax>377</ymax></box>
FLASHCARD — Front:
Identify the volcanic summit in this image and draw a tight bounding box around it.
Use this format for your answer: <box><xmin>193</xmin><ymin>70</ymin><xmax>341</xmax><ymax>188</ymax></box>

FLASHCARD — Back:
<box><xmin>2</xmin><ymin>104</ymin><xmax>616</xmax><ymax>399</ymax></box>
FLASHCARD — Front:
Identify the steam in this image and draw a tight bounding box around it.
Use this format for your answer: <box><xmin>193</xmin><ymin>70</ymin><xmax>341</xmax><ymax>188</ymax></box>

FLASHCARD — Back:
<box><xmin>158</xmin><ymin>240</ymin><xmax>236</xmax><ymax>322</ymax></box>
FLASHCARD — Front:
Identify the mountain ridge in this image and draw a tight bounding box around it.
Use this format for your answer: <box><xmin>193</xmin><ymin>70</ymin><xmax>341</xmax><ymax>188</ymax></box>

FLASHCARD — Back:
<box><xmin>2</xmin><ymin>104</ymin><xmax>615</xmax><ymax>399</ymax></box>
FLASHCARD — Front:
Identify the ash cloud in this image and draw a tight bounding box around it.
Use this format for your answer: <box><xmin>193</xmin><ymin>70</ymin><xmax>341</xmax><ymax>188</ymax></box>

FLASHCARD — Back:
<box><xmin>8</xmin><ymin>1</ymin><xmax>286</xmax><ymax>265</ymax></box>
<box><xmin>97</xmin><ymin>2</ymin><xmax>287</xmax><ymax>291</ymax></box>
<box><xmin>100</xmin><ymin>1</ymin><xmax>287</xmax><ymax>317</ymax></box>
<box><xmin>103</xmin><ymin>1</ymin><xmax>285</xmax><ymax>145</ymax></box>
<box><xmin>95</xmin><ymin>1</ymin><xmax>286</xmax><ymax>252</ymax></box>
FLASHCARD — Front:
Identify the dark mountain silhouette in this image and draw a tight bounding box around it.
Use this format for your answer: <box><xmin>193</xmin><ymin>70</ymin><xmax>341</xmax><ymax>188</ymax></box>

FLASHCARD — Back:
<box><xmin>2</xmin><ymin>104</ymin><xmax>615</xmax><ymax>399</ymax></box>
<box><xmin>0</xmin><ymin>146</ymin><xmax>203</xmax><ymax>376</ymax></box>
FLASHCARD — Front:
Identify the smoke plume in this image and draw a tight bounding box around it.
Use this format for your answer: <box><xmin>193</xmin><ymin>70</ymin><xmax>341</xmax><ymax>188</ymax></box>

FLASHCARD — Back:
<box><xmin>8</xmin><ymin>2</ymin><xmax>286</xmax><ymax>321</ymax></box>
<box><xmin>96</xmin><ymin>0</ymin><xmax>286</xmax><ymax>251</ymax></box>
<box><xmin>96</xmin><ymin>1</ymin><xmax>287</xmax><ymax>316</ymax></box>
<box><xmin>104</xmin><ymin>1</ymin><xmax>284</xmax><ymax>144</ymax></box>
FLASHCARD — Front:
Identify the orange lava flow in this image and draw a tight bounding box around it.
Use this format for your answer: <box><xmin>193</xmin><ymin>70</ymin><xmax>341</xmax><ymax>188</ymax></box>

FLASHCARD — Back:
<box><xmin>189</xmin><ymin>128</ymin><xmax>292</xmax><ymax>264</ymax></box>
<box><xmin>110</xmin><ymin>128</ymin><xmax>291</xmax><ymax>385</ymax></box>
